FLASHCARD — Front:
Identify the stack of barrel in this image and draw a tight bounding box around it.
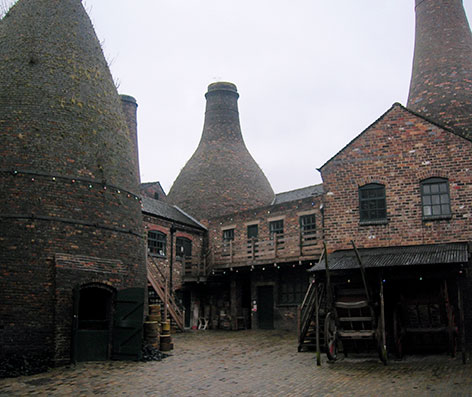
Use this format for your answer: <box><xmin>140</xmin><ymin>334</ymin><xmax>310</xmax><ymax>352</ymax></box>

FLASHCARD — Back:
<box><xmin>160</xmin><ymin>321</ymin><xmax>173</xmax><ymax>351</ymax></box>
<box><xmin>144</xmin><ymin>304</ymin><xmax>161</xmax><ymax>347</ymax></box>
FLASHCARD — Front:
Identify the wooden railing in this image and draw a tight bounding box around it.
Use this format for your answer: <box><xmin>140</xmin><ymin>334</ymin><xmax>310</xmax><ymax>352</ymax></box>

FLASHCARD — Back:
<box><xmin>147</xmin><ymin>257</ymin><xmax>185</xmax><ymax>331</ymax></box>
<box><xmin>211</xmin><ymin>232</ymin><xmax>322</xmax><ymax>268</ymax></box>
<box><xmin>177</xmin><ymin>255</ymin><xmax>207</xmax><ymax>279</ymax></box>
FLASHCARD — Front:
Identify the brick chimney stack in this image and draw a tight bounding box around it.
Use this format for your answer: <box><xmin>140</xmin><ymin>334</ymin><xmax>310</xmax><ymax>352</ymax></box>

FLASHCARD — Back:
<box><xmin>407</xmin><ymin>0</ymin><xmax>472</xmax><ymax>139</ymax></box>
<box><xmin>167</xmin><ymin>82</ymin><xmax>274</xmax><ymax>220</ymax></box>
<box><xmin>120</xmin><ymin>94</ymin><xmax>140</xmax><ymax>182</ymax></box>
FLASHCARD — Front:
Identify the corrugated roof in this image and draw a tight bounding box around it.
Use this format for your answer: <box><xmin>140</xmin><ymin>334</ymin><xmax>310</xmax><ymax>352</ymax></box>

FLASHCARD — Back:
<box><xmin>310</xmin><ymin>243</ymin><xmax>469</xmax><ymax>272</ymax></box>
<box><xmin>273</xmin><ymin>184</ymin><xmax>324</xmax><ymax>205</ymax></box>
<box><xmin>141</xmin><ymin>197</ymin><xmax>206</xmax><ymax>230</ymax></box>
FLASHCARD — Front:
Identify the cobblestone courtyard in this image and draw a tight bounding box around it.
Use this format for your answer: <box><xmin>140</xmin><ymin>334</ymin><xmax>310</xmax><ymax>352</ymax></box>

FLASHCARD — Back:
<box><xmin>1</xmin><ymin>330</ymin><xmax>471</xmax><ymax>396</ymax></box>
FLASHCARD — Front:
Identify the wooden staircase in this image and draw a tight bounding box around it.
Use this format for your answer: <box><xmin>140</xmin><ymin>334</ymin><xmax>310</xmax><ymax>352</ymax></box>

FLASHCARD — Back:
<box><xmin>298</xmin><ymin>281</ymin><xmax>326</xmax><ymax>352</ymax></box>
<box><xmin>147</xmin><ymin>256</ymin><xmax>185</xmax><ymax>331</ymax></box>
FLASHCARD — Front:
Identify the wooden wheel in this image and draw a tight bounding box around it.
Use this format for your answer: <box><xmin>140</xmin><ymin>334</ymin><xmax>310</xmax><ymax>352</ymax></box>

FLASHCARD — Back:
<box><xmin>324</xmin><ymin>311</ymin><xmax>338</xmax><ymax>361</ymax></box>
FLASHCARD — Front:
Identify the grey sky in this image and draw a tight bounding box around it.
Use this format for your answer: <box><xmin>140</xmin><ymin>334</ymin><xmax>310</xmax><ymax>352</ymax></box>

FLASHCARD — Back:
<box><xmin>6</xmin><ymin>0</ymin><xmax>472</xmax><ymax>194</ymax></box>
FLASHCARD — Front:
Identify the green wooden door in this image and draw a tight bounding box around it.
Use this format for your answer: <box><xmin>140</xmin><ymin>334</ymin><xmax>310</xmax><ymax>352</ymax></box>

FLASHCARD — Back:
<box><xmin>112</xmin><ymin>287</ymin><xmax>145</xmax><ymax>360</ymax></box>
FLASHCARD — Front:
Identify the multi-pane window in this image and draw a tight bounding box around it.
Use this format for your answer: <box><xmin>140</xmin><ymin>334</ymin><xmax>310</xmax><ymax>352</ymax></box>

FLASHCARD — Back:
<box><xmin>148</xmin><ymin>231</ymin><xmax>166</xmax><ymax>256</ymax></box>
<box><xmin>247</xmin><ymin>224</ymin><xmax>258</xmax><ymax>239</ymax></box>
<box><xmin>176</xmin><ymin>237</ymin><xmax>192</xmax><ymax>258</ymax></box>
<box><xmin>279</xmin><ymin>272</ymin><xmax>308</xmax><ymax>305</ymax></box>
<box><xmin>359</xmin><ymin>183</ymin><xmax>387</xmax><ymax>222</ymax></box>
<box><xmin>269</xmin><ymin>220</ymin><xmax>284</xmax><ymax>237</ymax></box>
<box><xmin>223</xmin><ymin>228</ymin><xmax>234</xmax><ymax>242</ymax></box>
<box><xmin>222</xmin><ymin>228</ymin><xmax>234</xmax><ymax>256</ymax></box>
<box><xmin>300</xmin><ymin>214</ymin><xmax>316</xmax><ymax>241</ymax></box>
<box><xmin>421</xmin><ymin>178</ymin><xmax>451</xmax><ymax>218</ymax></box>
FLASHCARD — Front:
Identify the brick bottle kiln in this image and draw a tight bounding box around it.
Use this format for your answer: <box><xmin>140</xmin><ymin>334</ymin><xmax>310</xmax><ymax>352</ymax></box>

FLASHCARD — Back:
<box><xmin>167</xmin><ymin>82</ymin><xmax>275</xmax><ymax>220</ymax></box>
<box><xmin>0</xmin><ymin>0</ymin><xmax>146</xmax><ymax>375</ymax></box>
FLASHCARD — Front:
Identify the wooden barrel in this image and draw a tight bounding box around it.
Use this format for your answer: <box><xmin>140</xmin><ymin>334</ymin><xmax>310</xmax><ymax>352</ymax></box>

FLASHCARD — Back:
<box><xmin>144</xmin><ymin>321</ymin><xmax>159</xmax><ymax>338</ymax></box>
<box><xmin>149</xmin><ymin>304</ymin><xmax>161</xmax><ymax>315</ymax></box>
<box><xmin>161</xmin><ymin>321</ymin><xmax>171</xmax><ymax>333</ymax></box>
<box><xmin>160</xmin><ymin>335</ymin><xmax>172</xmax><ymax>351</ymax></box>
<box><xmin>147</xmin><ymin>314</ymin><xmax>161</xmax><ymax>322</ymax></box>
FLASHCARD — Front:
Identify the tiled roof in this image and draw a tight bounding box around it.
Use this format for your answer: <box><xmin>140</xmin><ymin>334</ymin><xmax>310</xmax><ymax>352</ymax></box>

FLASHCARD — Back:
<box><xmin>272</xmin><ymin>184</ymin><xmax>324</xmax><ymax>205</ymax></box>
<box><xmin>141</xmin><ymin>197</ymin><xmax>206</xmax><ymax>230</ymax></box>
<box><xmin>310</xmin><ymin>242</ymin><xmax>469</xmax><ymax>272</ymax></box>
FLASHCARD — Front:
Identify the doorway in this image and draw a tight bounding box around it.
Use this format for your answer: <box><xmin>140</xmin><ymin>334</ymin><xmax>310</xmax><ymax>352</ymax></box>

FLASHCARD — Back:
<box><xmin>257</xmin><ymin>285</ymin><xmax>274</xmax><ymax>329</ymax></box>
<box><xmin>73</xmin><ymin>285</ymin><xmax>113</xmax><ymax>362</ymax></box>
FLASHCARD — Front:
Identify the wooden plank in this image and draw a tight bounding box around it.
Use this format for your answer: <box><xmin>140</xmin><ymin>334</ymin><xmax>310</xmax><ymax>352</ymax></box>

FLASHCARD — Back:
<box><xmin>335</xmin><ymin>301</ymin><xmax>369</xmax><ymax>309</ymax></box>
<box><xmin>338</xmin><ymin>317</ymin><xmax>373</xmax><ymax>322</ymax></box>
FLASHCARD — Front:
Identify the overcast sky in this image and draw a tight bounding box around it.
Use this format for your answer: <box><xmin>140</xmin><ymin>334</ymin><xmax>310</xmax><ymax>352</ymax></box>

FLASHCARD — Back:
<box><xmin>7</xmin><ymin>0</ymin><xmax>472</xmax><ymax>194</ymax></box>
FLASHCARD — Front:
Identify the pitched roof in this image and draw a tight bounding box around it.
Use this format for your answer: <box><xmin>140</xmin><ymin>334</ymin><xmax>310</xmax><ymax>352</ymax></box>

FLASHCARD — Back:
<box><xmin>319</xmin><ymin>103</ymin><xmax>472</xmax><ymax>171</ymax></box>
<box><xmin>310</xmin><ymin>242</ymin><xmax>469</xmax><ymax>272</ymax></box>
<box><xmin>272</xmin><ymin>184</ymin><xmax>324</xmax><ymax>205</ymax></box>
<box><xmin>141</xmin><ymin>197</ymin><xmax>206</xmax><ymax>230</ymax></box>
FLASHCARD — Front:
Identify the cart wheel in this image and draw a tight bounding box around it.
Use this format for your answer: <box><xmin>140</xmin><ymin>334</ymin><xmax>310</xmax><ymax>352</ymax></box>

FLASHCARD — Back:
<box><xmin>324</xmin><ymin>312</ymin><xmax>338</xmax><ymax>361</ymax></box>
<box><xmin>393</xmin><ymin>308</ymin><xmax>403</xmax><ymax>359</ymax></box>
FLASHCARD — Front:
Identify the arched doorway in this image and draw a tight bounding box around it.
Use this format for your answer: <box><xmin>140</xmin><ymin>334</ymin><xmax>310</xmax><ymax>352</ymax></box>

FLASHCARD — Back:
<box><xmin>72</xmin><ymin>284</ymin><xmax>114</xmax><ymax>362</ymax></box>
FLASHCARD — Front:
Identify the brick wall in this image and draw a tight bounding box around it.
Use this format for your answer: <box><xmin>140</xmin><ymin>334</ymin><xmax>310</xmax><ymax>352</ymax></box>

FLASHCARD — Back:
<box><xmin>144</xmin><ymin>214</ymin><xmax>205</xmax><ymax>291</ymax></box>
<box><xmin>207</xmin><ymin>195</ymin><xmax>323</xmax><ymax>269</ymax></box>
<box><xmin>321</xmin><ymin>104</ymin><xmax>472</xmax><ymax>252</ymax></box>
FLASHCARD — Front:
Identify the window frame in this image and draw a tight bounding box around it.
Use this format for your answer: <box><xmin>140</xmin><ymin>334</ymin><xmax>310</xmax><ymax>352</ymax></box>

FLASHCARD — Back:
<box><xmin>176</xmin><ymin>237</ymin><xmax>192</xmax><ymax>259</ymax></box>
<box><xmin>269</xmin><ymin>219</ymin><xmax>284</xmax><ymax>238</ymax></box>
<box><xmin>148</xmin><ymin>230</ymin><xmax>167</xmax><ymax>257</ymax></box>
<box><xmin>358</xmin><ymin>183</ymin><xmax>387</xmax><ymax>224</ymax></box>
<box><xmin>421</xmin><ymin>177</ymin><xmax>451</xmax><ymax>220</ymax></box>
<box><xmin>299</xmin><ymin>214</ymin><xmax>316</xmax><ymax>240</ymax></box>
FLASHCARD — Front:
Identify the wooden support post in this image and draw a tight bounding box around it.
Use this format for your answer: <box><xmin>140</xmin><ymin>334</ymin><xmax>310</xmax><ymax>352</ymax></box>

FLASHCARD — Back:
<box><xmin>164</xmin><ymin>275</ymin><xmax>168</xmax><ymax>322</ymax></box>
<box><xmin>323</xmin><ymin>242</ymin><xmax>333</xmax><ymax>310</ymax></box>
<box><xmin>315</xmin><ymin>283</ymin><xmax>321</xmax><ymax>366</ymax></box>
<box><xmin>379</xmin><ymin>278</ymin><xmax>387</xmax><ymax>365</ymax></box>
<box><xmin>230</xmin><ymin>240</ymin><xmax>233</xmax><ymax>263</ymax></box>
<box><xmin>274</xmin><ymin>234</ymin><xmax>278</xmax><ymax>258</ymax></box>
<box><xmin>351</xmin><ymin>240</ymin><xmax>371</xmax><ymax>305</ymax></box>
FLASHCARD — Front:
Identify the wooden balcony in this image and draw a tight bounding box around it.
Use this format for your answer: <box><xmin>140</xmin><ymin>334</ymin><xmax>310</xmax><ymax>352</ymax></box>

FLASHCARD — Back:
<box><xmin>210</xmin><ymin>232</ymin><xmax>322</xmax><ymax>269</ymax></box>
<box><xmin>179</xmin><ymin>255</ymin><xmax>208</xmax><ymax>282</ymax></box>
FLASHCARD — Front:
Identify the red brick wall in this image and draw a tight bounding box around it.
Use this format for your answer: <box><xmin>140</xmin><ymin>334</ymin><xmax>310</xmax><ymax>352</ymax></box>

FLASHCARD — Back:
<box><xmin>207</xmin><ymin>196</ymin><xmax>323</xmax><ymax>268</ymax></box>
<box><xmin>144</xmin><ymin>214</ymin><xmax>205</xmax><ymax>291</ymax></box>
<box><xmin>321</xmin><ymin>104</ymin><xmax>472</xmax><ymax>252</ymax></box>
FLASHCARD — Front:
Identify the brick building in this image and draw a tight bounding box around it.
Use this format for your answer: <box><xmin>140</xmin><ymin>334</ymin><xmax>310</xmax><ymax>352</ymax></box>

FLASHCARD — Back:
<box><xmin>161</xmin><ymin>0</ymin><xmax>472</xmax><ymax>358</ymax></box>
<box><xmin>0</xmin><ymin>0</ymin><xmax>146</xmax><ymax>376</ymax></box>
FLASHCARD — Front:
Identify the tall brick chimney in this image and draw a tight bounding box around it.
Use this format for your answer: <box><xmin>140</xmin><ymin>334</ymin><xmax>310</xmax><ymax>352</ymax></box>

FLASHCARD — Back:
<box><xmin>120</xmin><ymin>94</ymin><xmax>140</xmax><ymax>182</ymax></box>
<box><xmin>407</xmin><ymin>0</ymin><xmax>472</xmax><ymax>139</ymax></box>
<box><xmin>167</xmin><ymin>82</ymin><xmax>274</xmax><ymax>220</ymax></box>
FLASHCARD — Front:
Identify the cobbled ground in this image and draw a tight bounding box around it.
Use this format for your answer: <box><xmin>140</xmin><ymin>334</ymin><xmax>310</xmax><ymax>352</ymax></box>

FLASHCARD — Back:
<box><xmin>0</xmin><ymin>330</ymin><xmax>471</xmax><ymax>396</ymax></box>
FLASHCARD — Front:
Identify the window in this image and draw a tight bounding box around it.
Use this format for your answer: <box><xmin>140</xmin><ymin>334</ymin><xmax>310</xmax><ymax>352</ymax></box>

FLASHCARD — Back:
<box><xmin>269</xmin><ymin>220</ymin><xmax>284</xmax><ymax>238</ymax></box>
<box><xmin>421</xmin><ymin>178</ymin><xmax>451</xmax><ymax>218</ymax></box>
<box><xmin>247</xmin><ymin>224</ymin><xmax>258</xmax><ymax>239</ymax></box>
<box><xmin>222</xmin><ymin>228</ymin><xmax>234</xmax><ymax>256</ymax></box>
<box><xmin>300</xmin><ymin>214</ymin><xmax>316</xmax><ymax>241</ymax></box>
<box><xmin>359</xmin><ymin>183</ymin><xmax>387</xmax><ymax>223</ymax></box>
<box><xmin>279</xmin><ymin>272</ymin><xmax>308</xmax><ymax>305</ymax></box>
<box><xmin>223</xmin><ymin>229</ymin><xmax>234</xmax><ymax>242</ymax></box>
<box><xmin>176</xmin><ymin>237</ymin><xmax>192</xmax><ymax>258</ymax></box>
<box><xmin>148</xmin><ymin>231</ymin><xmax>166</xmax><ymax>256</ymax></box>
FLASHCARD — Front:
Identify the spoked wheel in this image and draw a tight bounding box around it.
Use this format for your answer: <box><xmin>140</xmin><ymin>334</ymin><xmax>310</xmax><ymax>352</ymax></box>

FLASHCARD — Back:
<box><xmin>324</xmin><ymin>311</ymin><xmax>338</xmax><ymax>361</ymax></box>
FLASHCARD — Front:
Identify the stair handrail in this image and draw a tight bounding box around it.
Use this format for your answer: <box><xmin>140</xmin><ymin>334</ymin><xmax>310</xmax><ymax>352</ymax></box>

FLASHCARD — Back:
<box><xmin>147</xmin><ymin>255</ymin><xmax>185</xmax><ymax>330</ymax></box>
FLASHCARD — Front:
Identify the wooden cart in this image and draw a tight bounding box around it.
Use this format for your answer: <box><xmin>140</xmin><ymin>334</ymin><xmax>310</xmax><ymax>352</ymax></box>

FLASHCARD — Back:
<box><xmin>393</xmin><ymin>280</ymin><xmax>458</xmax><ymax>358</ymax></box>
<box><xmin>323</xmin><ymin>241</ymin><xmax>388</xmax><ymax>365</ymax></box>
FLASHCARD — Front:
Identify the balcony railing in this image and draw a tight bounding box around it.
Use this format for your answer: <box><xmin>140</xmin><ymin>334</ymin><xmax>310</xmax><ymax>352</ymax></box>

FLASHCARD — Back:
<box><xmin>210</xmin><ymin>232</ymin><xmax>322</xmax><ymax>268</ymax></box>
<box><xmin>177</xmin><ymin>254</ymin><xmax>208</xmax><ymax>280</ymax></box>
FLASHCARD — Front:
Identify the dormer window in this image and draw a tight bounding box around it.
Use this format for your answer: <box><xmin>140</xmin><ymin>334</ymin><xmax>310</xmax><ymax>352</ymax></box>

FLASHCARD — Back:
<box><xmin>359</xmin><ymin>183</ymin><xmax>387</xmax><ymax>223</ymax></box>
<box><xmin>421</xmin><ymin>178</ymin><xmax>451</xmax><ymax>219</ymax></box>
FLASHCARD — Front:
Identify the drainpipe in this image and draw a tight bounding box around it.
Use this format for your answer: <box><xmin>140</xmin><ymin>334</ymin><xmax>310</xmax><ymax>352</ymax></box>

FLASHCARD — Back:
<box><xmin>170</xmin><ymin>225</ymin><xmax>176</xmax><ymax>293</ymax></box>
